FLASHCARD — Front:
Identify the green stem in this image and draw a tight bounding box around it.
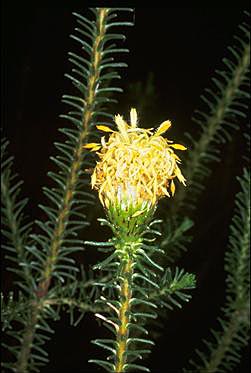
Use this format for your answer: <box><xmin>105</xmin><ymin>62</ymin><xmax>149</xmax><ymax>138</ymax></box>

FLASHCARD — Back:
<box><xmin>38</xmin><ymin>8</ymin><xmax>109</xmax><ymax>296</ymax></box>
<box><xmin>172</xmin><ymin>41</ymin><xmax>250</xmax><ymax>215</ymax></box>
<box><xmin>114</xmin><ymin>258</ymin><xmax>134</xmax><ymax>373</ymax></box>
<box><xmin>232</xmin><ymin>198</ymin><xmax>250</xmax><ymax>304</ymax></box>
<box><xmin>16</xmin><ymin>9</ymin><xmax>110</xmax><ymax>372</ymax></box>
<box><xmin>15</xmin><ymin>302</ymin><xmax>40</xmax><ymax>373</ymax></box>
<box><xmin>205</xmin><ymin>310</ymin><xmax>244</xmax><ymax>372</ymax></box>
<box><xmin>1</xmin><ymin>175</ymin><xmax>31</xmax><ymax>283</ymax></box>
<box><xmin>195</xmin><ymin>171</ymin><xmax>250</xmax><ymax>372</ymax></box>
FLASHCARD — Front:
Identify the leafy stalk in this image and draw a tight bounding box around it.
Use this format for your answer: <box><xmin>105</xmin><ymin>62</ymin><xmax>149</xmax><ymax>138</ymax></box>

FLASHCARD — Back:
<box><xmin>88</xmin><ymin>207</ymin><xmax>164</xmax><ymax>372</ymax></box>
<box><xmin>37</xmin><ymin>8</ymin><xmax>114</xmax><ymax>297</ymax></box>
<box><xmin>3</xmin><ymin>8</ymin><xmax>133</xmax><ymax>372</ymax></box>
<box><xmin>149</xmin><ymin>267</ymin><xmax>196</xmax><ymax>310</ymax></box>
<box><xmin>16</xmin><ymin>307</ymin><xmax>40</xmax><ymax>373</ymax></box>
<box><xmin>157</xmin><ymin>14</ymin><xmax>250</xmax><ymax>268</ymax></box>
<box><xmin>171</xmin><ymin>16</ymin><xmax>250</xmax><ymax>216</ymax></box>
<box><xmin>115</xmin><ymin>258</ymin><xmax>134</xmax><ymax>372</ymax></box>
<box><xmin>43</xmin><ymin>268</ymin><xmax>111</xmax><ymax>326</ymax></box>
<box><xmin>204</xmin><ymin>310</ymin><xmax>249</xmax><ymax>372</ymax></box>
<box><xmin>15</xmin><ymin>9</ymin><xmax>108</xmax><ymax>369</ymax></box>
<box><xmin>87</xmin><ymin>198</ymin><xmax>196</xmax><ymax>372</ymax></box>
<box><xmin>186</xmin><ymin>169</ymin><xmax>250</xmax><ymax>372</ymax></box>
<box><xmin>1</xmin><ymin>139</ymin><xmax>32</xmax><ymax>285</ymax></box>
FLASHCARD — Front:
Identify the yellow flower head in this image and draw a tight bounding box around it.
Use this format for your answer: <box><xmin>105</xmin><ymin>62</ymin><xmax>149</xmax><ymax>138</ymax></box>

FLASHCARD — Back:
<box><xmin>84</xmin><ymin>109</ymin><xmax>187</xmax><ymax>210</ymax></box>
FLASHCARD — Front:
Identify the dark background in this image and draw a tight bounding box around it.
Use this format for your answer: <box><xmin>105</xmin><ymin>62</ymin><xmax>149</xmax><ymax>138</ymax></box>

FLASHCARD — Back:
<box><xmin>1</xmin><ymin>4</ymin><xmax>250</xmax><ymax>373</ymax></box>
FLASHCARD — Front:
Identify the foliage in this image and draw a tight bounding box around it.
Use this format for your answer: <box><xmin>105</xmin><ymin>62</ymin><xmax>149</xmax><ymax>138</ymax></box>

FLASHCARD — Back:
<box><xmin>1</xmin><ymin>7</ymin><xmax>250</xmax><ymax>373</ymax></box>
<box><xmin>1</xmin><ymin>7</ymin><xmax>133</xmax><ymax>372</ymax></box>
<box><xmin>87</xmin><ymin>210</ymin><xmax>196</xmax><ymax>372</ymax></box>
<box><xmin>171</xmin><ymin>13</ymin><xmax>250</xmax><ymax>217</ymax></box>
<box><xmin>186</xmin><ymin>169</ymin><xmax>250</xmax><ymax>372</ymax></box>
<box><xmin>1</xmin><ymin>138</ymin><xmax>33</xmax><ymax>290</ymax></box>
<box><xmin>157</xmin><ymin>11</ymin><xmax>250</xmax><ymax>266</ymax></box>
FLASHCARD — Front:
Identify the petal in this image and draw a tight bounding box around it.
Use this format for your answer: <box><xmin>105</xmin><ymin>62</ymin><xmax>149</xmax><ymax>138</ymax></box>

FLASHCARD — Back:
<box><xmin>151</xmin><ymin>143</ymin><xmax>164</xmax><ymax>151</ymax></box>
<box><xmin>170</xmin><ymin>143</ymin><xmax>187</xmax><ymax>150</ymax></box>
<box><xmin>170</xmin><ymin>180</ymin><xmax>176</xmax><ymax>196</ymax></box>
<box><xmin>92</xmin><ymin>147</ymin><xmax>101</xmax><ymax>152</ymax></box>
<box><xmin>101</xmin><ymin>136</ymin><xmax>106</xmax><ymax>147</ymax></box>
<box><xmin>83</xmin><ymin>142</ymin><xmax>101</xmax><ymax>149</ymax></box>
<box><xmin>114</xmin><ymin>114</ymin><xmax>129</xmax><ymax>140</ymax></box>
<box><xmin>155</xmin><ymin>120</ymin><xmax>172</xmax><ymax>136</ymax></box>
<box><xmin>175</xmin><ymin>166</ymin><xmax>186</xmax><ymax>185</ymax></box>
<box><xmin>91</xmin><ymin>172</ymin><xmax>96</xmax><ymax>188</ymax></box>
<box><xmin>131</xmin><ymin>209</ymin><xmax>145</xmax><ymax>218</ymax></box>
<box><xmin>163</xmin><ymin>188</ymin><xmax>171</xmax><ymax>197</ymax></box>
<box><xmin>173</xmin><ymin>154</ymin><xmax>181</xmax><ymax>162</ymax></box>
<box><xmin>114</xmin><ymin>114</ymin><xmax>128</xmax><ymax>129</ymax></box>
<box><xmin>96</xmin><ymin>125</ymin><xmax>114</xmax><ymax>132</ymax></box>
<box><xmin>130</xmin><ymin>108</ymin><xmax>138</xmax><ymax>128</ymax></box>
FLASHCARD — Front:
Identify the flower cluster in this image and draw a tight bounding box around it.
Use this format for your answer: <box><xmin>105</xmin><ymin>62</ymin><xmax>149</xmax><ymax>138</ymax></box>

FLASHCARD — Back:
<box><xmin>84</xmin><ymin>109</ymin><xmax>186</xmax><ymax>211</ymax></box>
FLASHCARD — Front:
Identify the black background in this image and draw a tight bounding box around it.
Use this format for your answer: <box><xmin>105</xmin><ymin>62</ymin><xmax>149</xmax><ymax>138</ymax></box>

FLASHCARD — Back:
<box><xmin>1</xmin><ymin>3</ymin><xmax>250</xmax><ymax>373</ymax></box>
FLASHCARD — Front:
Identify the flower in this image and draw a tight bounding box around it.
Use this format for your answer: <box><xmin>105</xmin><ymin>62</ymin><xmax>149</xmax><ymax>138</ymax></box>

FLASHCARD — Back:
<box><xmin>84</xmin><ymin>109</ymin><xmax>186</xmax><ymax>211</ymax></box>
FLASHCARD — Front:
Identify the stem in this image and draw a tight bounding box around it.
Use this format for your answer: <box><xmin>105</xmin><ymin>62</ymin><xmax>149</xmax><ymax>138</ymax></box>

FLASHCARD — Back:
<box><xmin>205</xmin><ymin>311</ymin><xmax>244</xmax><ymax>372</ymax></box>
<box><xmin>172</xmin><ymin>41</ymin><xmax>250</xmax><ymax>215</ymax></box>
<box><xmin>16</xmin><ymin>9</ymin><xmax>110</xmax><ymax>372</ymax></box>
<box><xmin>15</xmin><ymin>303</ymin><xmax>40</xmax><ymax>373</ymax></box>
<box><xmin>38</xmin><ymin>7</ymin><xmax>109</xmax><ymax>295</ymax></box>
<box><xmin>232</xmin><ymin>197</ymin><xmax>250</xmax><ymax>304</ymax></box>
<box><xmin>114</xmin><ymin>258</ymin><xmax>133</xmax><ymax>373</ymax></box>
<box><xmin>1</xmin><ymin>175</ymin><xmax>31</xmax><ymax>283</ymax></box>
<box><xmin>196</xmin><ymin>171</ymin><xmax>250</xmax><ymax>372</ymax></box>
